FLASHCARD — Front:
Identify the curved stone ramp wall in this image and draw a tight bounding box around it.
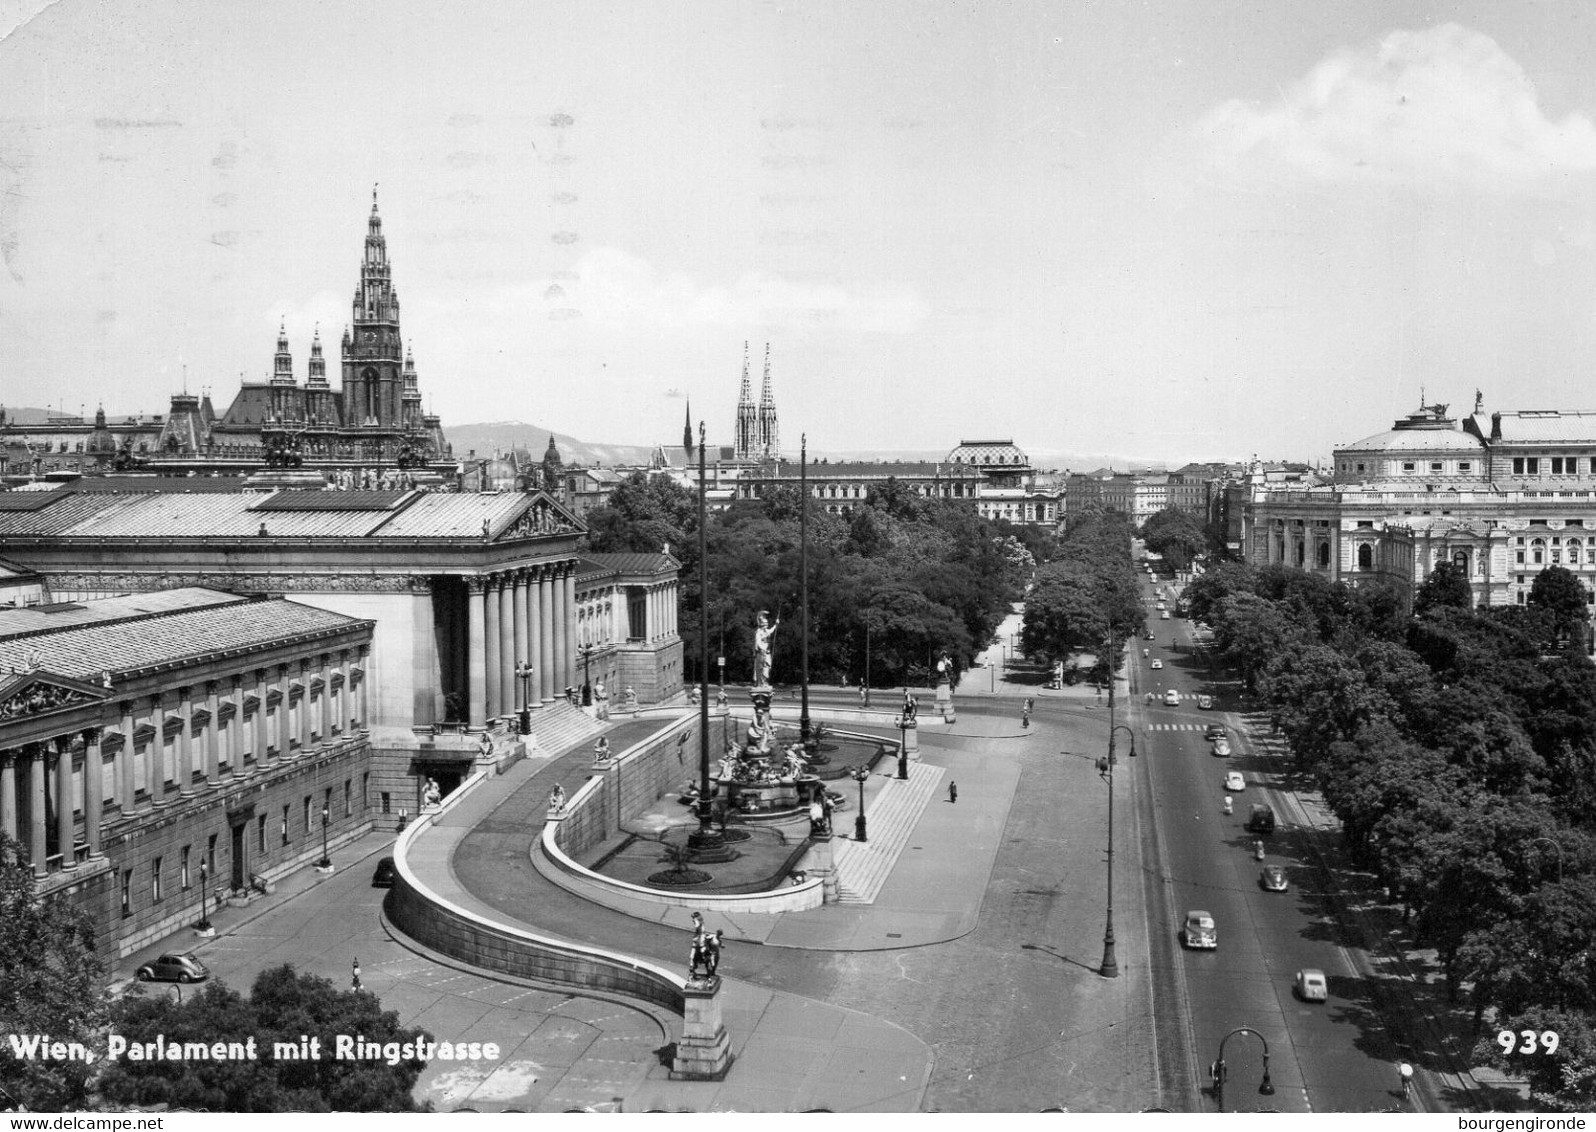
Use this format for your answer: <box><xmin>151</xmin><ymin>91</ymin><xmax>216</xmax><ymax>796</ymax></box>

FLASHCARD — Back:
<box><xmin>384</xmin><ymin>768</ymin><xmax>688</xmax><ymax>1017</ymax></box>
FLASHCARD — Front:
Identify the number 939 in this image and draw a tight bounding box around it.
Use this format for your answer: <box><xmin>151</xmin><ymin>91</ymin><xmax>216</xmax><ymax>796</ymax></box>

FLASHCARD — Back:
<box><xmin>1497</xmin><ymin>1029</ymin><xmax>1559</xmax><ymax>1055</ymax></box>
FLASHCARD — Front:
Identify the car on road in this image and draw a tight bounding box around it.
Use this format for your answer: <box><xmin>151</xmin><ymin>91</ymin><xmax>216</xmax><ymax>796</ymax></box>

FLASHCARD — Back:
<box><xmin>1204</xmin><ymin>723</ymin><xmax>1227</xmax><ymax>741</ymax></box>
<box><xmin>1182</xmin><ymin>910</ymin><xmax>1217</xmax><ymax>949</ymax></box>
<box><xmin>136</xmin><ymin>952</ymin><xmax>209</xmax><ymax>984</ymax></box>
<box><xmin>1247</xmin><ymin>803</ymin><xmax>1277</xmax><ymax>834</ymax></box>
<box><xmin>1260</xmin><ymin>865</ymin><xmax>1289</xmax><ymax>892</ymax></box>
<box><xmin>1196</xmin><ymin>694</ymin><xmax>1213</xmax><ymax>710</ymax></box>
<box><xmin>1155</xmin><ymin>601</ymin><xmax>1166</xmax><ymax>611</ymax></box>
<box><xmin>1161</xmin><ymin>610</ymin><xmax>1170</xmax><ymax>619</ymax></box>
<box><xmin>1294</xmin><ymin>968</ymin><xmax>1328</xmax><ymax>1002</ymax></box>
<box><xmin>1163</xmin><ymin>689</ymin><xmax>1181</xmax><ymax>706</ymax></box>
<box><xmin>372</xmin><ymin>856</ymin><xmax>397</xmax><ymax>887</ymax></box>
<box><xmin>1144</xmin><ymin>630</ymin><xmax>1156</xmax><ymax>640</ymax></box>
<box><xmin>1223</xmin><ymin>771</ymin><xmax>1245</xmax><ymax>791</ymax></box>
<box><xmin>1150</xmin><ymin>658</ymin><xmax>1163</xmax><ymax>669</ymax></box>
<box><xmin>1211</xmin><ymin>736</ymin><xmax>1231</xmax><ymax>757</ymax></box>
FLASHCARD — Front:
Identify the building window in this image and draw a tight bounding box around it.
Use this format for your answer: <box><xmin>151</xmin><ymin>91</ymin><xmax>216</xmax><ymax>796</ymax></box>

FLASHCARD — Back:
<box><xmin>1430</xmin><ymin>462</ymin><xmax>1443</xmax><ymax>472</ymax></box>
<box><xmin>303</xmin><ymin>796</ymin><xmax>313</xmax><ymax>835</ymax></box>
<box><xmin>1529</xmin><ymin>458</ymin><xmax>1540</xmax><ymax>474</ymax></box>
<box><xmin>1402</xmin><ymin>462</ymin><xmax>1416</xmax><ymax>472</ymax></box>
<box><xmin>1459</xmin><ymin>462</ymin><xmax>1471</xmax><ymax>473</ymax></box>
<box><xmin>122</xmin><ymin>870</ymin><xmax>133</xmax><ymax>918</ymax></box>
<box><xmin>1514</xmin><ymin>458</ymin><xmax>1525</xmax><ymax>474</ymax></box>
<box><xmin>282</xmin><ymin>805</ymin><xmax>290</xmax><ymax>846</ymax></box>
<box><xmin>1532</xmin><ymin>539</ymin><xmax>1546</xmax><ymax>565</ymax></box>
<box><xmin>1357</xmin><ymin>544</ymin><xmax>1374</xmax><ymax>570</ymax></box>
<box><xmin>207</xmin><ymin>833</ymin><xmax>217</xmax><ymax>873</ymax></box>
<box><xmin>152</xmin><ymin>858</ymin><xmax>163</xmax><ymax>903</ymax></box>
<box><xmin>1517</xmin><ymin>591</ymin><xmax>1527</xmax><ymax>605</ymax></box>
<box><xmin>344</xmin><ymin>779</ymin><xmax>352</xmax><ymax>818</ymax></box>
<box><xmin>181</xmin><ymin>846</ymin><xmax>191</xmax><ymax>890</ymax></box>
<box><xmin>258</xmin><ymin>813</ymin><xmax>266</xmax><ymax>853</ymax></box>
<box><xmin>1553</xmin><ymin>457</ymin><xmax>1565</xmax><ymax>474</ymax></box>
<box><xmin>1516</xmin><ymin>550</ymin><xmax>1525</xmax><ymax>564</ymax></box>
<box><xmin>381</xmin><ymin>791</ymin><xmax>391</xmax><ymax>815</ymax></box>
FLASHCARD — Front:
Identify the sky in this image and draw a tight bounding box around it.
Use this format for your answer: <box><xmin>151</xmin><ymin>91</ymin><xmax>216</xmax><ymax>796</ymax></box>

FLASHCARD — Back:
<box><xmin>6</xmin><ymin>2</ymin><xmax>1596</xmax><ymax>466</ymax></box>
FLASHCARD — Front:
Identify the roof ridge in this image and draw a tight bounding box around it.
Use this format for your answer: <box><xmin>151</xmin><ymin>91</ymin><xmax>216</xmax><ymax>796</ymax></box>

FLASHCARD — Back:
<box><xmin>0</xmin><ymin>590</ymin><xmax>249</xmax><ymax>645</ymax></box>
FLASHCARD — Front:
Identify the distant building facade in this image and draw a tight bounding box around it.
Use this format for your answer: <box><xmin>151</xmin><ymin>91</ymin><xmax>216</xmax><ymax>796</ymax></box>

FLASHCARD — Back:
<box><xmin>0</xmin><ymin>192</ymin><xmax>452</xmax><ymax>482</ymax></box>
<box><xmin>1238</xmin><ymin>397</ymin><xmax>1596</xmax><ymax>612</ymax></box>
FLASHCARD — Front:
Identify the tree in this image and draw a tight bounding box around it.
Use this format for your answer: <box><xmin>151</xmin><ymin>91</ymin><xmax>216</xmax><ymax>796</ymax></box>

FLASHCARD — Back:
<box><xmin>582</xmin><ymin>472</ymin><xmax>696</xmax><ymax>554</ymax></box>
<box><xmin>1530</xmin><ymin>565</ymin><xmax>1593</xmax><ymax>651</ymax></box>
<box><xmin>0</xmin><ymin>833</ymin><xmax>107</xmax><ymax>1112</ymax></box>
<box><xmin>98</xmin><ymin>965</ymin><xmax>432</xmax><ymax>1112</ymax></box>
<box><xmin>1414</xmin><ymin>560</ymin><xmax>1473</xmax><ymax>614</ymax></box>
<box><xmin>1139</xmin><ymin>508</ymin><xmax>1207</xmax><ymax>572</ymax></box>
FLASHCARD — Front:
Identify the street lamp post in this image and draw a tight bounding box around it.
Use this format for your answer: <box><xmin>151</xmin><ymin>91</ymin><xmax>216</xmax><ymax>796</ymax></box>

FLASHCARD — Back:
<box><xmin>896</xmin><ymin>715</ymin><xmax>909</xmax><ymax>780</ymax></box>
<box><xmin>579</xmin><ymin>644</ymin><xmax>595</xmax><ymax>706</ymax></box>
<box><xmin>799</xmin><ymin>434</ymin><xmax>812</xmax><ymax>746</ymax></box>
<box><xmin>863</xmin><ymin>616</ymin><xmax>872</xmax><ymax>708</ymax></box>
<box><xmin>1101</xmin><ymin>631</ymin><xmax>1121</xmax><ymax>978</ymax></box>
<box><xmin>850</xmin><ymin>766</ymin><xmax>870</xmax><ymax>842</ymax></box>
<box><xmin>515</xmin><ymin>660</ymin><xmax>533</xmax><ymax>735</ymax></box>
<box><xmin>195</xmin><ymin>859</ymin><xmax>211</xmax><ymax>932</ymax></box>
<box><xmin>1212</xmin><ymin>1027</ymin><xmax>1276</xmax><ymax>1112</ymax></box>
<box><xmin>686</xmin><ymin>420</ymin><xmax>727</xmax><ymax>863</ymax></box>
<box><xmin>318</xmin><ymin>805</ymin><xmax>331</xmax><ymax>869</ymax></box>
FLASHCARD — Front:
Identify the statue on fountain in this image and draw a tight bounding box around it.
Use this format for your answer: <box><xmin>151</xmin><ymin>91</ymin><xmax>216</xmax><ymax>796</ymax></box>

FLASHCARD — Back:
<box><xmin>752</xmin><ymin>610</ymin><xmax>780</xmax><ymax>687</ymax></box>
<box><xmin>746</xmin><ymin>701</ymin><xmax>774</xmax><ymax>755</ymax></box>
<box><xmin>783</xmin><ymin>745</ymin><xmax>807</xmax><ymax>780</ymax></box>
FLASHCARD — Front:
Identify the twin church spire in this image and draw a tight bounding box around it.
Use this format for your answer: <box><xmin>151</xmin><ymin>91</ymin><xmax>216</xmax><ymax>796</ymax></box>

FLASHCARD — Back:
<box><xmin>733</xmin><ymin>341</ymin><xmax>781</xmax><ymax>461</ymax></box>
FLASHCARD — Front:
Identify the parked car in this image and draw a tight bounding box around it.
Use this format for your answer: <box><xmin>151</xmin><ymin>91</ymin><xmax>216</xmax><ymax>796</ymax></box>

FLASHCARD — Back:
<box><xmin>1223</xmin><ymin>771</ymin><xmax>1246</xmax><ymax>792</ymax></box>
<box><xmin>1163</xmin><ymin>689</ymin><xmax>1181</xmax><ymax>706</ymax></box>
<box><xmin>1150</xmin><ymin>658</ymin><xmax>1163</xmax><ymax>670</ymax></box>
<box><xmin>137</xmin><ymin>952</ymin><xmax>209</xmax><ymax>984</ymax></box>
<box><xmin>1294</xmin><ymin>968</ymin><xmax>1328</xmax><ymax>1002</ymax></box>
<box><xmin>1182</xmin><ymin>910</ymin><xmax>1217</xmax><ymax>950</ymax></box>
<box><xmin>1196</xmin><ymin>694</ymin><xmax>1213</xmax><ymax>710</ymax></box>
<box><xmin>1260</xmin><ymin>865</ymin><xmax>1289</xmax><ymax>892</ymax></box>
<box><xmin>372</xmin><ymin>856</ymin><xmax>397</xmax><ymax>887</ymax></box>
<box><xmin>1211</xmin><ymin>737</ymin><xmax>1231</xmax><ymax>757</ymax></box>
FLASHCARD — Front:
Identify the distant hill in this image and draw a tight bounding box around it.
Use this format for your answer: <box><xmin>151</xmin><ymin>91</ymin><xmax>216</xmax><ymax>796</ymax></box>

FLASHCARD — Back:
<box><xmin>445</xmin><ymin>422</ymin><xmax>656</xmax><ymax>467</ymax></box>
<box><xmin>2</xmin><ymin>405</ymin><xmax>75</xmax><ymax>425</ymax></box>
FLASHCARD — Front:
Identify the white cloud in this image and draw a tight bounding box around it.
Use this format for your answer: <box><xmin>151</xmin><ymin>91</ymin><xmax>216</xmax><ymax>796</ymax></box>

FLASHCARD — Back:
<box><xmin>561</xmin><ymin>246</ymin><xmax>929</xmax><ymax>334</ymax></box>
<box><xmin>1195</xmin><ymin>24</ymin><xmax>1596</xmax><ymax>191</ymax></box>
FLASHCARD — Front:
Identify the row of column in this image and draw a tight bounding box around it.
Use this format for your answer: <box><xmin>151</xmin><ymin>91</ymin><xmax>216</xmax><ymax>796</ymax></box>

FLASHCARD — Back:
<box><xmin>0</xmin><ymin>648</ymin><xmax>368</xmax><ymax>878</ymax></box>
<box><xmin>645</xmin><ymin>582</ymin><xmax>679</xmax><ymax>642</ymax></box>
<box><xmin>467</xmin><ymin>564</ymin><xmax>576</xmax><ymax>730</ymax></box>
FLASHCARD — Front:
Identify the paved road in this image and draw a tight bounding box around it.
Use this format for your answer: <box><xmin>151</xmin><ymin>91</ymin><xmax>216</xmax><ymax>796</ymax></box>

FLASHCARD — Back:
<box><xmin>1129</xmin><ymin>579</ymin><xmax>1407</xmax><ymax>1113</ymax></box>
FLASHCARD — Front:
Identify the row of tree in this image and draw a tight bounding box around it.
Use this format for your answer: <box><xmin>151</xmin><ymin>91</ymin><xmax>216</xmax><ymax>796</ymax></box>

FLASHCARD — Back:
<box><xmin>585</xmin><ymin>472</ymin><xmax>1039</xmax><ymax>689</ymax></box>
<box><xmin>1018</xmin><ymin>508</ymin><xmax>1143</xmax><ymax>679</ymax></box>
<box><xmin>1185</xmin><ymin>561</ymin><xmax>1596</xmax><ymax>1110</ymax></box>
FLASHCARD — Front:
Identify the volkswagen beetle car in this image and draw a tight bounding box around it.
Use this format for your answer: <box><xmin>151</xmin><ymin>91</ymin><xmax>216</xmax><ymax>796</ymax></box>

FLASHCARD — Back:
<box><xmin>1260</xmin><ymin>864</ymin><xmax>1288</xmax><ymax>891</ymax></box>
<box><xmin>1150</xmin><ymin>658</ymin><xmax>1163</xmax><ymax>670</ymax></box>
<box><xmin>1182</xmin><ymin>910</ymin><xmax>1217</xmax><ymax>950</ymax></box>
<box><xmin>1223</xmin><ymin>771</ymin><xmax>1245</xmax><ymax>791</ymax></box>
<box><xmin>136</xmin><ymin>952</ymin><xmax>209</xmax><ymax>984</ymax></box>
<box><xmin>1211</xmin><ymin>736</ymin><xmax>1232</xmax><ymax>757</ymax></box>
<box><xmin>1294</xmin><ymin>968</ymin><xmax>1328</xmax><ymax>1002</ymax></box>
<box><xmin>1163</xmin><ymin>689</ymin><xmax>1181</xmax><ymax>707</ymax></box>
<box><xmin>1196</xmin><ymin>694</ymin><xmax>1213</xmax><ymax>710</ymax></box>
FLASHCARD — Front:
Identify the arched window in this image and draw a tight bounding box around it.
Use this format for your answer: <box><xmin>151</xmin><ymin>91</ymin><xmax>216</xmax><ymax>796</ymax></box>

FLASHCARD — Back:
<box><xmin>1452</xmin><ymin>550</ymin><xmax>1471</xmax><ymax>575</ymax></box>
<box><xmin>1317</xmin><ymin>542</ymin><xmax>1331</xmax><ymax>568</ymax></box>
<box><xmin>1532</xmin><ymin>538</ymin><xmax>1546</xmax><ymax>565</ymax></box>
<box><xmin>1357</xmin><ymin>543</ymin><xmax>1374</xmax><ymax>570</ymax></box>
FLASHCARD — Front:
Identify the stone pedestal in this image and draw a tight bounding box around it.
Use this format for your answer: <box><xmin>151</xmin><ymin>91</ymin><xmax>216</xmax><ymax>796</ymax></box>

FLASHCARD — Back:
<box><xmin>935</xmin><ymin>679</ymin><xmax>955</xmax><ymax>722</ymax></box>
<box><xmin>807</xmin><ymin>831</ymin><xmax>839</xmax><ymax>904</ymax></box>
<box><xmin>902</xmin><ymin>719</ymin><xmax>919</xmax><ymax>758</ymax></box>
<box><xmin>671</xmin><ymin>976</ymin><xmax>734</xmax><ymax>1080</ymax></box>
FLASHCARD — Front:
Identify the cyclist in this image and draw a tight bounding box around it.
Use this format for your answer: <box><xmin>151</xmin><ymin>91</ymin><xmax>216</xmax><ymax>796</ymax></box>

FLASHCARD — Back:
<box><xmin>1399</xmin><ymin>1062</ymin><xmax>1413</xmax><ymax>1099</ymax></box>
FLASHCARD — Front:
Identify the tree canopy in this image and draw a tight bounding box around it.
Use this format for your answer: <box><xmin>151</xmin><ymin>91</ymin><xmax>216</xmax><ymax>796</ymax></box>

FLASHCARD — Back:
<box><xmin>0</xmin><ymin>834</ymin><xmax>107</xmax><ymax>1111</ymax></box>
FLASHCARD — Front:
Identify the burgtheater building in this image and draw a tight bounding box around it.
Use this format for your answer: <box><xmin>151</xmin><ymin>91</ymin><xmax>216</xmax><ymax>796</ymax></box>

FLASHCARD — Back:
<box><xmin>1238</xmin><ymin>397</ymin><xmax>1596</xmax><ymax>613</ymax></box>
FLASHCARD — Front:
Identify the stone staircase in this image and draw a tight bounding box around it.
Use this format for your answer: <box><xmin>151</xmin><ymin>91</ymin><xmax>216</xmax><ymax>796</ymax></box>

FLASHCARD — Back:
<box><xmin>522</xmin><ymin>702</ymin><xmax>606</xmax><ymax>758</ymax></box>
<box><xmin>832</xmin><ymin>761</ymin><xmax>945</xmax><ymax>903</ymax></box>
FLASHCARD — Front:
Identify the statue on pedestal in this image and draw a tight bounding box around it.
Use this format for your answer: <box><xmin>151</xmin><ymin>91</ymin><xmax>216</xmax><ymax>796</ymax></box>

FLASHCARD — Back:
<box><xmin>752</xmin><ymin>610</ymin><xmax>780</xmax><ymax>687</ymax></box>
<box><xmin>688</xmin><ymin>912</ymin><xmax>724</xmax><ymax>980</ymax></box>
<box><xmin>422</xmin><ymin>778</ymin><xmax>442</xmax><ymax>807</ymax></box>
<box><xmin>547</xmin><ymin>783</ymin><xmax>566</xmax><ymax>814</ymax></box>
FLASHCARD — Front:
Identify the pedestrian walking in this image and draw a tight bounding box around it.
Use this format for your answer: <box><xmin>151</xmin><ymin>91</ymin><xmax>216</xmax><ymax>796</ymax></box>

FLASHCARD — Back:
<box><xmin>948</xmin><ymin>780</ymin><xmax>958</xmax><ymax>804</ymax></box>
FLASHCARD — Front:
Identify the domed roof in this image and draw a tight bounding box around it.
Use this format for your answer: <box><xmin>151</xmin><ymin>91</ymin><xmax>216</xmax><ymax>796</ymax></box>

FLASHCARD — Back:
<box><xmin>947</xmin><ymin>439</ymin><xmax>1029</xmax><ymax>466</ymax></box>
<box><xmin>1337</xmin><ymin>426</ymin><xmax>1484</xmax><ymax>454</ymax></box>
